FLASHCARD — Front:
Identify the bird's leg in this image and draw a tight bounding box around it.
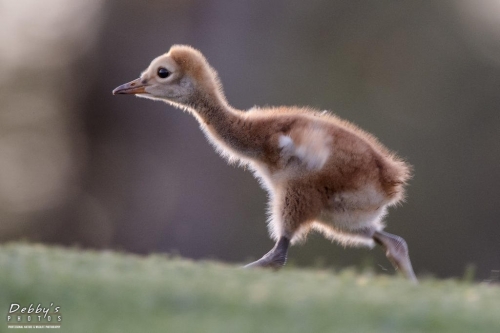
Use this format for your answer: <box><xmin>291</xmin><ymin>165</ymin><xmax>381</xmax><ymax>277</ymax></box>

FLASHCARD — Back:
<box><xmin>244</xmin><ymin>237</ymin><xmax>290</xmax><ymax>269</ymax></box>
<box><xmin>373</xmin><ymin>230</ymin><xmax>418</xmax><ymax>283</ymax></box>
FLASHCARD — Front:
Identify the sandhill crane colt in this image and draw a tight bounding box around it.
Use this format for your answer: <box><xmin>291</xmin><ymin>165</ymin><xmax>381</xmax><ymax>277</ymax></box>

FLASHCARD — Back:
<box><xmin>113</xmin><ymin>45</ymin><xmax>417</xmax><ymax>282</ymax></box>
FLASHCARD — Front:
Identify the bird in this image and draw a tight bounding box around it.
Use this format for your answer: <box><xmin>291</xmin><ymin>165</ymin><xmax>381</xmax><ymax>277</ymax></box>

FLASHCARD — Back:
<box><xmin>113</xmin><ymin>45</ymin><xmax>417</xmax><ymax>282</ymax></box>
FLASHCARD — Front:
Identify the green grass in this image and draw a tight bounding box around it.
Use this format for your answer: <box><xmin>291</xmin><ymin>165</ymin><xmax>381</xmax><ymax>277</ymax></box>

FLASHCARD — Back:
<box><xmin>0</xmin><ymin>244</ymin><xmax>499</xmax><ymax>333</ymax></box>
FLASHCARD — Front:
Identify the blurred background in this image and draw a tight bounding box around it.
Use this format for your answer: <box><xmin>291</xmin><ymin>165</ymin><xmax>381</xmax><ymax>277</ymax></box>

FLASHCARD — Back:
<box><xmin>1</xmin><ymin>0</ymin><xmax>499</xmax><ymax>280</ymax></box>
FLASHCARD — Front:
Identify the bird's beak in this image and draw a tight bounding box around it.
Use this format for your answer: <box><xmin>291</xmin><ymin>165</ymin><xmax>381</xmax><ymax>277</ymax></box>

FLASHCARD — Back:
<box><xmin>112</xmin><ymin>78</ymin><xmax>149</xmax><ymax>95</ymax></box>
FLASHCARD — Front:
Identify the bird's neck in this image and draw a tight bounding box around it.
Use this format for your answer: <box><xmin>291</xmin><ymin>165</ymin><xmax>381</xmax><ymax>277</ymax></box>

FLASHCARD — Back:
<box><xmin>186</xmin><ymin>91</ymin><xmax>259</xmax><ymax>159</ymax></box>
<box><xmin>187</xmin><ymin>90</ymin><xmax>233</xmax><ymax>121</ymax></box>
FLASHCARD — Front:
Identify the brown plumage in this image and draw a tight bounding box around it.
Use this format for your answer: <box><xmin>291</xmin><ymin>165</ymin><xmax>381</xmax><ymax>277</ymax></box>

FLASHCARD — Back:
<box><xmin>113</xmin><ymin>45</ymin><xmax>417</xmax><ymax>282</ymax></box>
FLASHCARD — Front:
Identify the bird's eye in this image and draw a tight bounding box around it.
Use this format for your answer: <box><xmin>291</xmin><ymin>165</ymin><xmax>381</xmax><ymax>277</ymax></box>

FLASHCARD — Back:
<box><xmin>157</xmin><ymin>67</ymin><xmax>170</xmax><ymax>79</ymax></box>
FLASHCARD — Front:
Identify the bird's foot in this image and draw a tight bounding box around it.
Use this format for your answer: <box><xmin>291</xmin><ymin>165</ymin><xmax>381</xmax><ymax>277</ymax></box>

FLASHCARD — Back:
<box><xmin>244</xmin><ymin>253</ymin><xmax>287</xmax><ymax>269</ymax></box>
<box><xmin>244</xmin><ymin>237</ymin><xmax>289</xmax><ymax>270</ymax></box>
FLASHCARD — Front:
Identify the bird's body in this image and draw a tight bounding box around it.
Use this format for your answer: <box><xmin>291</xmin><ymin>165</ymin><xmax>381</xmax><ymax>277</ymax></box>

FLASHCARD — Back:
<box><xmin>200</xmin><ymin>105</ymin><xmax>409</xmax><ymax>247</ymax></box>
<box><xmin>113</xmin><ymin>45</ymin><xmax>417</xmax><ymax>282</ymax></box>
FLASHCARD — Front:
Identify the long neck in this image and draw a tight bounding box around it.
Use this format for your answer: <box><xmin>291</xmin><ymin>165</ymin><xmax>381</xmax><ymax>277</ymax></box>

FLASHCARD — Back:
<box><xmin>185</xmin><ymin>91</ymin><xmax>260</xmax><ymax>159</ymax></box>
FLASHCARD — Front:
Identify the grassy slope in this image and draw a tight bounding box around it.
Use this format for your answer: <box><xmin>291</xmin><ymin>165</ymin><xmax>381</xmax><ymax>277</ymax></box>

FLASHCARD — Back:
<box><xmin>0</xmin><ymin>244</ymin><xmax>499</xmax><ymax>333</ymax></box>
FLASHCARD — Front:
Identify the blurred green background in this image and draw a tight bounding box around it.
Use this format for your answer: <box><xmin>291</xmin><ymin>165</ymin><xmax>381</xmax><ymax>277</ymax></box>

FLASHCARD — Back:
<box><xmin>1</xmin><ymin>0</ymin><xmax>499</xmax><ymax>280</ymax></box>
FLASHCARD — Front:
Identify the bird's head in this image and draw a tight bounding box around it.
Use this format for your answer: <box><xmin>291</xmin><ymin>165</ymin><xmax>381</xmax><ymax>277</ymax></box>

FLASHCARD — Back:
<box><xmin>113</xmin><ymin>45</ymin><xmax>226</xmax><ymax>109</ymax></box>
